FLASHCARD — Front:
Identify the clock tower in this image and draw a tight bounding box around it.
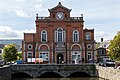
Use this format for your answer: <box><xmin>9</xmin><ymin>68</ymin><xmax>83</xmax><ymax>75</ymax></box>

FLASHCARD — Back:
<box><xmin>48</xmin><ymin>2</ymin><xmax>71</xmax><ymax>20</ymax></box>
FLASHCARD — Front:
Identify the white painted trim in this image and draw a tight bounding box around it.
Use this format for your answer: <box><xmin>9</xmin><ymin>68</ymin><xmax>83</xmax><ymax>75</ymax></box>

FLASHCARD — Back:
<box><xmin>70</xmin><ymin>43</ymin><xmax>82</xmax><ymax>51</ymax></box>
<box><xmin>39</xmin><ymin>51</ymin><xmax>49</xmax><ymax>61</ymax></box>
<box><xmin>39</xmin><ymin>44</ymin><xmax>50</xmax><ymax>50</ymax></box>
<box><xmin>73</xmin><ymin>30</ymin><xmax>79</xmax><ymax>42</ymax></box>
<box><xmin>27</xmin><ymin>51</ymin><xmax>33</xmax><ymax>58</ymax></box>
<box><xmin>28</xmin><ymin>44</ymin><xmax>33</xmax><ymax>50</ymax></box>
<box><xmin>41</xmin><ymin>30</ymin><xmax>47</xmax><ymax>42</ymax></box>
<box><xmin>87</xmin><ymin>51</ymin><xmax>92</xmax><ymax>60</ymax></box>
<box><xmin>87</xmin><ymin>44</ymin><xmax>92</xmax><ymax>49</ymax></box>
<box><xmin>71</xmin><ymin>51</ymin><xmax>82</xmax><ymax>62</ymax></box>
<box><xmin>55</xmin><ymin>27</ymin><xmax>66</xmax><ymax>42</ymax></box>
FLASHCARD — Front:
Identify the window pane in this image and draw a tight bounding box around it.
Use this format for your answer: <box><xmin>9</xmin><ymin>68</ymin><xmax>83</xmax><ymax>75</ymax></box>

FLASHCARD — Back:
<box><xmin>28</xmin><ymin>53</ymin><xmax>32</xmax><ymax>58</ymax></box>
<box><xmin>58</xmin><ymin>32</ymin><xmax>62</xmax><ymax>42</ymax></box>
<box><xmin>86</xmin><ymin>33</ymin><xmax>91</xmax><ymax>40</ymax></box>
<box><xmin>73</xmin><ymin>31</ymin><xmax>78</xmax><ymax>42</ymax></box>
<box><xmin>72</xmin><ymin>55</ymin><xmax>76</xmax><ymax>60</ymax></box>
<box><xmin>41</xmin><ymin>31</ymin><xmax>47</xmax><ymax>42</ymax></box>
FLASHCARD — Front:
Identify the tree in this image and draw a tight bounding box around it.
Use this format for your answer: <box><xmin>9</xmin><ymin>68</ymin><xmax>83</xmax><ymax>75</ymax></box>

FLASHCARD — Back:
<box><xmin>17</xmin><ymin>52</ymin><xmax>22</xmax><ymax>60</ymax></box>
<box><xmin>2</xmin><ymin>44</ymin><xmax>18</xmax><ymax>62</ymax></box>
<box><xmin>108</xmin><ymin>32</ymin><xmax>120</xmax><ymax>60</ymax></box>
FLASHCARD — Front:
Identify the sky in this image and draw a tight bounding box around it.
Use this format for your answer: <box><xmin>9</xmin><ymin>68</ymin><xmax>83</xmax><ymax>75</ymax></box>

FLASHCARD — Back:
<box><xmin>0</xmin><ymin>0</ymin><xmax>120</xmax><ymax>42</ymax></box>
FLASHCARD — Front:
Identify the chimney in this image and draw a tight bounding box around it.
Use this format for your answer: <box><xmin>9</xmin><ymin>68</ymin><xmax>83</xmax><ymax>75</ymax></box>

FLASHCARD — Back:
<box><xmin>101</xmin><ymin>38</ymin><xmax>103</xmax><ymax>42</ymax></box>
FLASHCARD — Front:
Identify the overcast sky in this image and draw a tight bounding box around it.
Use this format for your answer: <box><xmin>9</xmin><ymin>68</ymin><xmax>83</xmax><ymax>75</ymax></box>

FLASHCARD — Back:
<box><xmin>0</xmin><ymin>0</ymin><xmax>120</xmax><ymax>42</ymax></box>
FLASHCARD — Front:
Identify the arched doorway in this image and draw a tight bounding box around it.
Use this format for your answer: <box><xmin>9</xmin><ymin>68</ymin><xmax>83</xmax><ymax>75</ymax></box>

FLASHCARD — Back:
<box><xmin>57</xmin><ymin>53</ymin><xmax>64</xmax><ymax>64</ymax></box>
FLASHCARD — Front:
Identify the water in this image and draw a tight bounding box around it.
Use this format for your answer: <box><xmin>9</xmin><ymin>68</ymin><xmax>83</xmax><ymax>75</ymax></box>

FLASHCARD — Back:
<box><xmin>12</xmin><ymin>78</ymin><xmax>105</xmax><ymax>80</ymax></box>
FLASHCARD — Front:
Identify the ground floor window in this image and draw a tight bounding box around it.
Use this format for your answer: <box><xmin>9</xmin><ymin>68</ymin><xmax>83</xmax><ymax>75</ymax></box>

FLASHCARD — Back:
<box><xmin>39</xmin><ymin>53</ymin><xmax>49</xmax><ymax>61</ymax></box>
<box><xmin>72</xmin><ymin>52</ymin><xmax>81</xmax><ymax>61</ymax></box>
<box><xmin>87</xmin><ymin>51</ymin><xmax>92</xmax><ymax>61</ymax></box>
<box><xmin>27</xmin><ymin>52</ymin><xmax>33</xmax><ymax>58</ymax></box>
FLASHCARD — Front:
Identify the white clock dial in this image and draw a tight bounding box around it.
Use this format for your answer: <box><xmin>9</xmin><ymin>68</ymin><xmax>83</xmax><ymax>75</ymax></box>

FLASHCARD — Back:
<box><xmin>56</xmin><ymin>12</ymin><xmax>64</xmax><ymax>20</ymax></box>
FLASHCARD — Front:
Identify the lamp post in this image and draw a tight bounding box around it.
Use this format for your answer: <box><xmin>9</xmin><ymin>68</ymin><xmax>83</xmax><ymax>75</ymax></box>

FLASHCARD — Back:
<box><xmin>59</xmin><ymin>56</ymin><xmax>61</xmax><ymax>64</ymax></box>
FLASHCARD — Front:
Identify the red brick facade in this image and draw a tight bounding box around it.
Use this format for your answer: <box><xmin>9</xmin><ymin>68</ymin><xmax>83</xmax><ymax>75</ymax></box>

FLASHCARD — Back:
<box><xmin>22</xmin><ymin>2</ymin><xmax>96</xmax><ymax>64</ymax></box>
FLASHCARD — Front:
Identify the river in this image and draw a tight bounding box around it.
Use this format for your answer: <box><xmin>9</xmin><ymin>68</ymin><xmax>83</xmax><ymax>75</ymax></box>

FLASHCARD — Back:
<box><xmin>12</xmin><ymin>77</ymin><xmax>105</xmax><ymax>80</ymax></box>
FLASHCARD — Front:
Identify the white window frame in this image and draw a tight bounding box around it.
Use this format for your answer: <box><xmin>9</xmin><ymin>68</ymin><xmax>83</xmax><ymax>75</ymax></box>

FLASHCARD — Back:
<box><xmin>86</xmin><ymin>32</ymin><xmax>91</xmax><ymax>40</ymax></box>
<box><xmin>41</xmin><ymin>30</ymin><xmax>47</xmax><ymax>42</ymax></box>
<box><xmin>73</xmin><ymin>30</ymin><xmax>79</xmax><ymax>42</ymax></box>
<box><xmin>87</xmin><ymin>44</ymin><xmax>92</xmax><ymax>49</ymax></box>
<box><xmin>39</xmin><ymin>51</ymin><xmax>49</xmax><ymax>61</ymax></box>
<box><xmin>28</xmin><ymin>44</ymin><xmax>33</xmax><ymax>50</ymax></box>
<box><xmin>27</xmin><ymin>52</ymin><xmax>33</xmax><ymax>58</ymax></box>
<box><xmin>55</xmin><ymin>28</ymin><xmax>66</xmax><ymax>42</ymax></box>
<box><xmin>87</xmin><ymin>51</ymin><xmax>92</xmax><ymax>60</ymax></box>
<box><xmin>71</xmin><ymin>51</ymin><xmax>81</xmax><ymax>61</ymax></box>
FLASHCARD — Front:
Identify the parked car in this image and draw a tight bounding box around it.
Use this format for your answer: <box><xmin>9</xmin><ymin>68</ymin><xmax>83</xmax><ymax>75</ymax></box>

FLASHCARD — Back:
<box><xmin>99</xmin><ymin>58</ymin><xmax>115</xmax><ymax>67</ymax></box>
<box><xmin>16</xmin><ymin>60</ymin><xmax>22</xmax><ymax>64</ymax></box>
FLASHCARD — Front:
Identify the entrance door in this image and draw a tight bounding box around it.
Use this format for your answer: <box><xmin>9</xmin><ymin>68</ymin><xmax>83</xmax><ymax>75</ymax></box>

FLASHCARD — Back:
<box><xmin>57</xmin><ymin>53</ymin><xmax>64</xmax><ymax>64</ymax></box>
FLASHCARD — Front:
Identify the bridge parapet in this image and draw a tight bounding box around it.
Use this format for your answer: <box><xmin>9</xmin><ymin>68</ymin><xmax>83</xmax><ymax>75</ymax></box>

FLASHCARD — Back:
<box><xmin>11</xmin><ymin>64</ymin><xmax>98</xmax><ymax>78</ymax></box>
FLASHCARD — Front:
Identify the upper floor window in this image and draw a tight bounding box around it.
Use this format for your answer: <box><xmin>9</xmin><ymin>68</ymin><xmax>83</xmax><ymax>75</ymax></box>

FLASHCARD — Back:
<box><xmin>86</xmin><ymin>32</ymin><xmax>91</xmax><ymax>40</ymax></box>
<box><xmin>41</xmin><ymin>30</ymin><xmax>47</xmax><ymax>42</ymax></box>
<box><xmin>55</xmin><ymin>28</ymin><xmax>65</xmax><ymax>42</ymax></box>
<box><xmin>73</xmin><ymin>30</ymin><xmax>79</xmax><ymax>42</ymax></box>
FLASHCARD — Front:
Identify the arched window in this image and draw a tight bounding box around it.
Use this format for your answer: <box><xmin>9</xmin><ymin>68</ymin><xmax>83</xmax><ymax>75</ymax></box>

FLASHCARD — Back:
<box><xmin>41</xmin><ymin>30</ymin><xmax>47</xmax><ymax>42</ymax></box>
<box><xmin>73</xmin><ymin>30</ymin><xmax>79</xmax><ymax>42</ymax></box>
<box><xmin>55</xmin><ymin>28</ymin><xmax>65</xmax><ymax>42</ymax></box>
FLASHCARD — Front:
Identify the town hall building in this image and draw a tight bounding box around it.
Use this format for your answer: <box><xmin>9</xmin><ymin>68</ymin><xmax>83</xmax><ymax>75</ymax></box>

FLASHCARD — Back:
<box><xmin>22</xmin><ymin>2</ymin><xmax>96</xmax><ymax>64</ymax></box>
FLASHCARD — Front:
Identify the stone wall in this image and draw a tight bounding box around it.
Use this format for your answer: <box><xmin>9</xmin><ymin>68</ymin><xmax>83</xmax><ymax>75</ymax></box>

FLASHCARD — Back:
<box><xmin>0</xmin><ymin>66</ymin><xmax>11</xmax><ymax>80</ymax></box>
<box><xmin>97</xmin><ymin>65</ymin><xmax>120</xmax><ymax>80</ymax></box>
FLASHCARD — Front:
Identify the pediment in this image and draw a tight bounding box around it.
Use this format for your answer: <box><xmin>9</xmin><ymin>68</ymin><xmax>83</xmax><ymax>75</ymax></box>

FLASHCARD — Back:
<box><xmin>48</xmin><ymin>2</ymin><xmax>71</xmax><ymax>12</ymax></box>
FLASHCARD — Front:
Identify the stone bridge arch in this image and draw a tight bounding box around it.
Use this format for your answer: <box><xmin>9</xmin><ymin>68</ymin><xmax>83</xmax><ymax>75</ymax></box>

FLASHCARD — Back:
<box><xmin>68</xmin><ymin>71</ymin><xmax>91</xmax><ymax>77</ymax></box>
<box><xmin>37</xmin><ymin>71</ymin><xmax>63</xmax><ymax>78</ymax></box>
<box><xmin>11</xmin><ymin>72</ymin><xmax>33</xmax><ymax>78</ymax></box>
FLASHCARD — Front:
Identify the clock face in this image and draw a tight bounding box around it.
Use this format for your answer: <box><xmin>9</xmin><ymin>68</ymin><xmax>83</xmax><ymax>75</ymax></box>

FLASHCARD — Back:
<box><xmin>56</xmin><ymin>12</ymin><xmax>64</xmax><ymax>20</ymax></box>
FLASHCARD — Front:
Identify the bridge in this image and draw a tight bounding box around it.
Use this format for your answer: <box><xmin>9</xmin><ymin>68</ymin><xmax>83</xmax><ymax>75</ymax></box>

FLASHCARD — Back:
<box><xmin>0</xmin><ymin>64</ymin><xmax>99</xmax><ymax>79</ymax></box>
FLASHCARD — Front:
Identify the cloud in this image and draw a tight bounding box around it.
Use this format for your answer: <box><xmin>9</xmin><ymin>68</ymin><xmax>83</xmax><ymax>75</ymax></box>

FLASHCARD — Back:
<box><xmin>0</xmin><ymin>26</ymin><xmax>35</xmax><ymax>39</ymax></box>
<box><xmin>15</xmin><ymin>10</ymin><xmax>29</xmax><ymax>18</ymax></box>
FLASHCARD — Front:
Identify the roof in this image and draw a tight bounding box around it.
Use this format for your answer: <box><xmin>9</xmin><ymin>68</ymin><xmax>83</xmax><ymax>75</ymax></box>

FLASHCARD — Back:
<box><xmin>0</xmin><ymin>44</ymin><xmax>4</xmax><ymax>49</ymax></box>
<box><xmin>98</xmin><ymin>40</ymin><xmax>111</xmax><ymax>49</ymax></box>
<box><xmin>48</xmin><ymin>2</ymin><xmax>71</xmax><ymax>12</ymax></box>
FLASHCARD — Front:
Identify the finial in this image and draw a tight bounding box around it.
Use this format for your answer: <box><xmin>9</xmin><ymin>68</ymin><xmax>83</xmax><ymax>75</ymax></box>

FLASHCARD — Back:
<box><xmin>36</xmin><ymin>13</ymin><xmax>38</xmax><ymax>20</ymax></box>
<box><xmin>36</xmin><ymin>13</ymin><xmax>38</xmax><ymax>17</ymax></box>
<box><xmin>81</xmin><ymin>14</ymin><xmax>83</xmax><ymax>17</ymax></box>
<box><xmin>58</xmin><ymin>2</ymin><xmax>61</xmax><ymax>5</ymax></box>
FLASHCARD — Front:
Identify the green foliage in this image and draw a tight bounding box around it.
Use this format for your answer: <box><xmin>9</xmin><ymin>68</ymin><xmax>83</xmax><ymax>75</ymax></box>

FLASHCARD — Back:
<box><xmin>17</xmin><ymin>52</ymin><xmax>22</xmax><ymax>60</ymax></box>
<box><xmin>108</xmin><ymin>32</ymin><xmax>120</xmax><ymax>60</ymax></box>
<box><xmin>2</xmin><ymin>44</ymin><xmax>18</xmax><ymax>62</ymax></box>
